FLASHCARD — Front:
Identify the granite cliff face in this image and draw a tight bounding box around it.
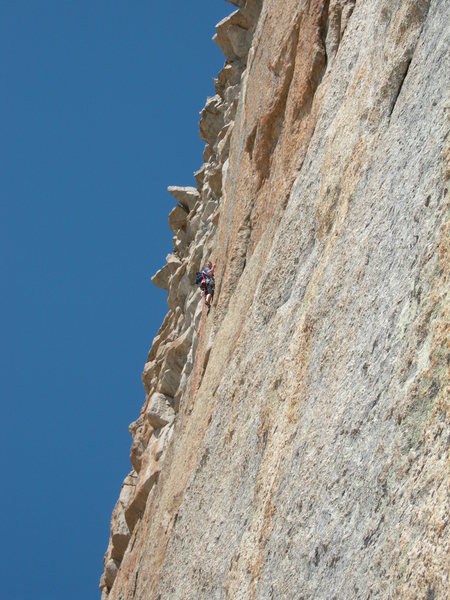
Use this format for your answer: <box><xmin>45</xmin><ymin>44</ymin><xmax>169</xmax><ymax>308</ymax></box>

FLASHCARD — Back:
<box><xmin>100</xmin><ymin>1</ymin><xmax>449</xmax><ymax>598</ymax></box>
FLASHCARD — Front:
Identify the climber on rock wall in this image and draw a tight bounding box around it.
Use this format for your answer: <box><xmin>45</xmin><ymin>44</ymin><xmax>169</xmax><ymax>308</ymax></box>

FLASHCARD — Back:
<box><xmin>201</xmin><ymin>260</ymin><xmax>215</xmax><ymax>307</ymax></box>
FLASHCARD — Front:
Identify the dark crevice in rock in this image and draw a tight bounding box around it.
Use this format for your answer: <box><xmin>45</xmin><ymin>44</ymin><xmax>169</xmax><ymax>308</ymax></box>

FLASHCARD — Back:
<box><xmin>202</xmin><ymin>345</ymin><xmax>212</xmax><ymax>375</ymax></box>
<box><xmin>388</xmin><ymin>57</ymin><xmax>412</xmax><ymax>118</ymax></box>
<box><xmin>387</xmin><ymin>2</ymin><xmax>431</xmax><ymax>121</ymax></box>
<box><xmin>132</xmin><ymin>568</ymin><xmax>140</xmax><ymax>597</ymax></box>
<box><xmin>325</xmin><ymin>0</ymin><xmax>357</xmax><ymax>60</ymax></box>
<box><xmin>245</xmin><ymin>123</ymin><xmax>257</xmax><ymax>159</ymax></box>
<box><xmin>293</xmin><ymin>0</ymin><xmax>330</xmax><ymax>121</ymax></box>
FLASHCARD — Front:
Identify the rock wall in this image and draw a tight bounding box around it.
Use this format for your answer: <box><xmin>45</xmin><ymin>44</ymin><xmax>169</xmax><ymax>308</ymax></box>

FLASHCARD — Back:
<box><xmin>100</xmin><ymin>1</ymin><xmax>449</xmax><ymax>598</ymax></box>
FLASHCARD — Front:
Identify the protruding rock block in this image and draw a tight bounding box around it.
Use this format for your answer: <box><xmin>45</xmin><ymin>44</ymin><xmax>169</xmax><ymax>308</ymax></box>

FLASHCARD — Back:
<box><xmin>151</xmin><ymin>254</ymin><xmax>182</xmax><ymax>290</ymax></box>
<box><xmin>202</xmin><ymin>143</ymin><xmax>214</xmax><ymax>163</ymax></box>
<box><xmin>157</xmin><ymin>328</ymin><xmax>193</xmax><ymax>397</ymax></box>
<box><xmin>129</xmin><ymin>417</ymin><xmax>152</xmax><ymax>473</ymax></box>
<box><xmin>168</xmin><ymin>204</ymin><xmax>188</xmax><ymax>233</ymax></box>
<box><xmin>119</xmin><ymin>471</ymin><xmax>138</xmax><ymax>505</ymax></box>
<box><xmin>167</xmin><ymin>186</ymin><xmax>200</xmax><ymax>211</ymax></box>
<box><xmin>167</xmin><ymin>262</ymin><xmax>187</xmax><ymax>312</ymax></box>
<box><xmin>171</xmin><ymin>231</ymin><xmax>187</xmax><ymax>260</ymax></box>
<box><xmin>175</xmin><ymin>271</ymin><xmax>192</xmax><ymax>310</ymax></box>
<box><xmin>104</xmin><ymin>558</ymin><xmax>120</xmax><ymax>589</ymax></box>
<box><xmin>165</xmin><ymin>328</ymin><xmax>193</xmax><ymax>374</ymax></box>
<box><xmin>194</xmin><ymin>164</ymin><xmax>206</xmax><ymax>191</ymax></box>
<box><xmin>157</xmin><ymin>366</ymin><xmax>181</xmax><ymax>398</ymax></box>
<box><xmin>129</xmin><ymin>435</ymin><xmax>146</xmax><ymax>472</ymax></box>
<box><xmin>145</xmin><ymin>392</ymin><xmax>175</xmax><ymax>428</ymax></box>
<box><xmin>141</xmin><ymin>359</ymin><xmax>157</xmax><ymax>393</ymax></box>
<box><xmin>124</xmin><ymin>451</ymin><xmax>161</xmax><ymax>533</ymax></box>
<box><xmin>215</xmin><ymin>63</ymin><xmax>243</xmax><ymax>97</ymax></box>
<box><xmin>199</xmin><ymin>95</ymin><xmax>225</xmax><ymax>146</ymax></box>
<box><xmin>213</xmin><ymin>10</ymin><xmax>252</xmax><ymax>61</ymax></box>
<box><xmin>240</xmin><ymin>0</ymin><xmax>263</xmax><ymax>23</ymax></box>
<box><xmin>206</xmin><ymin>164</ymin><xmax>223</xmax><ymax>197</ymax></box>
<box><xmin>110</xmin><ymin>505</ymin><xmax>131</xmax><ymax>561</ymax></box>
<box><xmin>124</xmin><ymin>479</ymin><xmax>154</xmax><ymax>533</ymax></box>
<box><xmin>154</xmin><ymin>424</ymin><xmax>174</xmax><ymax>461</ymax></box>
<box><xmin>218</xmin><ymin>122</ymin><xmax>234</xmax><ymax>163</ymax></box>
<box><xmin>128</xmin><ymin>414</ymin><xmax>145</xmax><ymax>438</ymax></box>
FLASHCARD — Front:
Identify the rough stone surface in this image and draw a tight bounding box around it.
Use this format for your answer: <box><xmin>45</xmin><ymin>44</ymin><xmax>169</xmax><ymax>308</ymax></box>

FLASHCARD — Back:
<box><xmin>167</xmin><ymin>186</ymin><xmax>200</xmax><ymax>212</ymax></box>
<box><xmin>145</xmin><ymin>392</ymin><xmax>175</xmax><ymax>428</ymax></box>
<box><xmin>214</xmin><ymin>10</ymin><xmax>253</xmax><ymax>61</ymax></box>
<box><xmin>168</xmin><ymin>204</ymin><xmax>188</xmax><ymax>233</ymax></box>
<box><xmin>150</xmin><ymin>254</ymin><xmax>181</xmax><ymax>290</ymax></box>
<box><xmin>101</xmin><ymin>1</ymin><xmax>449</xmax><ymax>598</ymax></box>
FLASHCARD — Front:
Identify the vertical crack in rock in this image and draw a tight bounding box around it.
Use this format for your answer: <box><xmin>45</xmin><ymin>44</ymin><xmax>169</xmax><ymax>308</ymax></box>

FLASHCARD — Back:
<box><xmin>388</xmin><ymin>56</ymin><xmax>412</xmax><ymax>118</ymax></box>
<box><xmin>324</xmin><ymin>0</ymin><xmax>357</xmax><ymax>60</ymax></box>
<box><xmin>292</xmin><ymin>0</ymin><xmax>330</xmax><ymax>121</ymax></box>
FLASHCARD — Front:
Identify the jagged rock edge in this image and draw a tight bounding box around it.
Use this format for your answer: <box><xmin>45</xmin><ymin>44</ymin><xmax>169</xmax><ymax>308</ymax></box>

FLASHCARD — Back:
<box><xmin>99</xmin><ymin>1</ymin><xmax>263</xmax><ymax>595</ymax></box>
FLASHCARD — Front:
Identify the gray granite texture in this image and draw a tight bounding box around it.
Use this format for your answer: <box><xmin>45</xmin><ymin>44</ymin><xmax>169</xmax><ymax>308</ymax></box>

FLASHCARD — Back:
<box><xmin>102</xmin><ymin>1</ymin><xmax>449</xmax><ymax>598</ymax></box>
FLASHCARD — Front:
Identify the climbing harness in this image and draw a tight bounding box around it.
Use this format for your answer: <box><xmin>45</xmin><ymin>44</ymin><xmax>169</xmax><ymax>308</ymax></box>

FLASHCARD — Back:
<box><xmin>194</xmin><ymin>271</ymin><xmax>205</xmax><ymax>286</ymax></box>
<box><xmin>195</xmin><ymin>270</ymin><xmax>214</xmax><ymax>306</ymax></box>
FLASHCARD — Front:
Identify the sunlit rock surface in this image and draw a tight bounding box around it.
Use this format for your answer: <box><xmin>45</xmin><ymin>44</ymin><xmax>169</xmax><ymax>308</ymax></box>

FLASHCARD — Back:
<box><xmin>101</xmin><ymin>1</ymin><xmax>449</xmax><ymax>598</ymax></box>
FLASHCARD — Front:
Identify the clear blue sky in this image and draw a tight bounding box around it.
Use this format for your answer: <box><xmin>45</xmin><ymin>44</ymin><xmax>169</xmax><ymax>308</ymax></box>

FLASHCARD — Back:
<box><xmin>0</xmin><ymin>2</ymin><xmax>229</xmax><ymax>598</ymax></box>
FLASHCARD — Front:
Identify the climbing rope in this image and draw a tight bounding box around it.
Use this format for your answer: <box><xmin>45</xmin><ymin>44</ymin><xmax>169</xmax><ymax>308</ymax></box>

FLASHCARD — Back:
<box><xmin>191</xmin><ymin>294</ymin><xmax>207</xmax><ymax>400</ymax></box>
